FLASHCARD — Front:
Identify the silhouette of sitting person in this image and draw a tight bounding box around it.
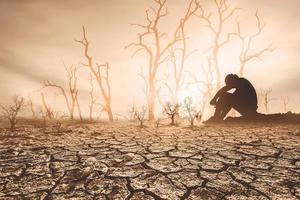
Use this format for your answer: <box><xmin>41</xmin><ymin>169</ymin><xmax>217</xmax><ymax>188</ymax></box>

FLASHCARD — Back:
<box><xmin>209</xmin><ymin>74</ymin><xmax>258</xmax><ymax>121</ymax></box>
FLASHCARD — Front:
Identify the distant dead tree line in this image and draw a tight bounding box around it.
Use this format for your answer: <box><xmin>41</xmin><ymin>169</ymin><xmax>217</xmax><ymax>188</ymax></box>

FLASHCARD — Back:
<box><xmin>259</xmin><ymin>89</ymin><xmax>291</xmax><ymax>114</ymax></box>
<box><xmin>130</xmin><ymin>96</ymin><xmax>201</xmax><ymax>128</ymax></box>
<box><xmin>1</xmin><ymin>0</ymin><xmax>279</xmax><ymax>127</ymax></box>
<box><xmin>0</xmin><ymin>25</ymin><xmax>113</xmax><ymax>124</ymax></box>
<box><xmin>43</xmin><ymin>63</ymin><xmax>82</xmax><ymax>121</ymax></box>
<box><xmin>40</xmin><ymin>26</ymin><xmax>113</xmax><ymax>122</ymax></box>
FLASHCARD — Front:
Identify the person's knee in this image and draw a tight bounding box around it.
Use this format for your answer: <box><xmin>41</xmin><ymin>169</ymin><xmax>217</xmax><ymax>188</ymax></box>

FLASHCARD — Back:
<box><xmin>217</xmin><ymin>92</ymin><xmax>234</xmax><ymax>104</ymax></box>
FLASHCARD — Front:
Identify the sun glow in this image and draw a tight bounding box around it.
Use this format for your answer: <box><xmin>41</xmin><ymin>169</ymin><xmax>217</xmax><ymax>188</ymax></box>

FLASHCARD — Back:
<box><xmin>178</xmin><ymin>84</ymin><xmax>202</xmax><ymax>106</ymax></box>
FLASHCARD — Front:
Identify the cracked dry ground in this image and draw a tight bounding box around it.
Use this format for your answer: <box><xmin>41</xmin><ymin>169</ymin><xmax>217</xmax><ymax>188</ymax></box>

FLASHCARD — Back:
<box><xmin>0</xmin><ymin>123</ymin><xmax>300</xmax><ymax>200</ymax></box>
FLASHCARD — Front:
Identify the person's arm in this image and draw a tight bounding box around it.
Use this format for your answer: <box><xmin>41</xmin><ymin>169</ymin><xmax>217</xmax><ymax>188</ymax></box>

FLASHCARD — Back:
<box><xmin>210</xmin><ymin>85</ymin><xmax>233</xmax><ymax>105</ymax></box>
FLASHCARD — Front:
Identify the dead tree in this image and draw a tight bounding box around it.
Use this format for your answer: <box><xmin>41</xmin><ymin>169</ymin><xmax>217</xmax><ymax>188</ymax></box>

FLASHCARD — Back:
<box><xmin>199</xmin><ymin>57</ymin><xmax>214</xmax><ymax>116</ymax></box>
<box><xmin>129</xmin><ymin>103</ymin><xmax>137</xmax><ymax>121</ymax></box>
<box><xmin>282</xmin><ymin>96</ymin><xmax>289</xmax><ymax>113</ymax></box>
<box><xmin>155</xmin><ymin>118</ymin><xmax>163</xmax><ymax>128</ymax></box>
<box><xmin>260</xmin><ymin>89</ymin><xmax>274</xmax><ymax>113</ymax></box>
<box><xmin>163</xmin><ymin>102</ymin><xmax>180</xmax><ymax>125</ymax></box>
<box><xmin>197</xmin><ymin>0</ymin><xmax>239</xmax><ymax>89</ymax></box>
<box><xmin>28</xmin><ymin>98</ymin><xmax>36</xmax><ymax>118</ymax></box>
<box><xmin>235</xmin><ymin>10</ymin><xmax>273</xmax><ymax>76</ymax></box>
<box><xmin>41</xmin><ymin>93</ymin><xmax>54</xmax><ymax>119</ymax></box>
<box><xmin>88</xmin><ymin>73</ymin><xmax>99</xmax><ymax>121</ymax></box>
<box><xmin>0</xmin><ymin>96</ymin><xmax>25</xmax><ymax>131</ymax></box>
<box><xmin>71</xmin><ymin>66</ymin><xmax>83</xmax><ymax>122</ymax></box>
<box><xmin>167</xmin><ymin>0</ymin><xmax>201</xmax><ymax>104</ymax></box>
<box><xmin>190</xmin><ymin>56</ymin><xmax>214</xmax><ymax>116</ymax></box>
<box><xmin>44</xmin><ymin>64</ymin><xmax>79</xmax><ymax>120</ymax></box>
<box><xmin>76</xmin><ymin>27</ymin><xmax>113</xmax><ymax>121</ymax></box>
<box><xmin>126</xmin><ymin>0</ymin><xmax>193</xmax><ymax>120</ymax></box>
<box><xmin>38</xmin><ymin>108</ymin><xmax>48</xmax><ymax>132</ymax></box>
<box><xmin>134</xmin><ymin>106</ymin><xmax>147</xmax><ymax>128</ymax></box>
<box><xmin>183</xmin><ymin>97</ymin><xmax>201</xmax><ymax>128</ymax></box>
<box><xmin>76</xmin><ymin>97</ymin><xmax>83</xmax><ymax>122</ymax></box>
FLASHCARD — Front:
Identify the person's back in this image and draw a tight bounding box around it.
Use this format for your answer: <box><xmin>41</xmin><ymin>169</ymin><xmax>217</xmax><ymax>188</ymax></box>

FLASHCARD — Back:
<box><xmin>234</xmin><ymin>77</ymin><xmax>258</xmax><ymax>110</ymax></box>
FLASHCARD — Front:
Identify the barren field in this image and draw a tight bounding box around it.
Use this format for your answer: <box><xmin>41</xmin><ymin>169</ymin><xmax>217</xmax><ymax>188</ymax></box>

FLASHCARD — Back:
<box><xmin>0</xmin><ymin>122</ymin><xmax>299</xmax><ymax>200</ymax></box>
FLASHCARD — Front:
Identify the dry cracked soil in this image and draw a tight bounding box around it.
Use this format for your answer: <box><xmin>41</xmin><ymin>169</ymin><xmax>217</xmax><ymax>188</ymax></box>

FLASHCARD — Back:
<box><xmin>0</xmin><ymin>122</ymin><xmax>299</xmax><ymax>200</ymax></box>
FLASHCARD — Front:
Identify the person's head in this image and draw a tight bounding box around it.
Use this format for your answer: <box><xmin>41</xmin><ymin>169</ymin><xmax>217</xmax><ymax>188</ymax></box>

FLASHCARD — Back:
<box><xmin>225</xmin><ymin>74</ymin><xmax>239</xmax><ymax>86</ymax></box>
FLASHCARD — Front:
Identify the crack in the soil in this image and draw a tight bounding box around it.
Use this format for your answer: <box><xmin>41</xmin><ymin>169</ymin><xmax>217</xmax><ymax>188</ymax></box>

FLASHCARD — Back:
<box><xmin>0</xmin><ymin>124</ymin><xmax>299</xmax><ymax>199</ymax></box>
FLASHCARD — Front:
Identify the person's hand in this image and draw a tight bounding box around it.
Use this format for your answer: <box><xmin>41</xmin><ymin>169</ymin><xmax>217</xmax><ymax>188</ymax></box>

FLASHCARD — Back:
<box><xmin>210</xmin><ymin>98</ymin><xmax>217</xmax><ymax>105</ymax></box>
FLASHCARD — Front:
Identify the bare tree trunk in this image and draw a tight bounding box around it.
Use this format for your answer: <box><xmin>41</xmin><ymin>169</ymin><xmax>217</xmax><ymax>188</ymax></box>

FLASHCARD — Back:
<box><xmin>192</xmin><ymin>56</ymin><xmax>214</xmax><ymax>118</ymax></box>
<box><xmin>127</xmin><ymin>0</ymin><xmax>199</xmax><ymax>120</ymax></box>
<box><xmin>168</xmin><ymin>0</ymin><xmax>200</xmax><ymax>104</ymax></box>
<box><xmin>212</xmin><ymin>47</ymin><xmax>221</xmax><ymax>89</ymax></box>
<box><xmin>282</xmin><ymin>97</ymin><xmax>289</xmax><ymax>113</ymax></box>
<box><xmin>29</xmin><ymin>99</ymin><xmax>36</xmax><ymax>118</ymax></box>
<box><xmin>76</xmin><ymin>29</ymin><xmax>113</xmax><ymax>121</ymax></box>
<box><xmin>70</xmin><ymin>108</ymin><xmax>74</xmax><ymax>120</ymax></box>
<box><xmin>89</xmin><ymin>107</ymin><xmax>93</xmax><ymax>121</ymax></box>
<box><xmin>10</xmin><ymin>119</ymin><xmax>16</xmax><ymax>131</ymax></box>
<box><xmin>198</xmin><ymin>0</ymin><xmax>239</xmax><ymax>90</ymax></box>
<box><xmin>260</xmin><ymin>89</ymin><xmax>274</xmax><ymax>114</ymax></box>
<box><xmin>88</xmin><ymin>73</ymin><xmax>97</xmax><ymax>121</ymax></box>
<box><xmin>76</xmin><ymin>96</ymin><xmax>83</xmax><ymax>122</ymax></box>
<box><xmin>105</xmin><ymin>100</ymin><xmax>113</xmax><ymax>121</ymax></box>
<box><xmin>148</xmin><ymin>78</ymin><xmax>156</xmax><ymax>121</ymax></box>
<box><xmin>43</xmin><ymin>64</ymin><xmax>79</xmax><ymax>120</ymax></box>
<box><xmin>239</xmin><ymin>62</ymin><xmax>245</xmax><ymax>77</ymax></box>
<box><xmin>41</xmin><ymin>93</ymin><xmax>54</xmax><ymax>119</ymax></box>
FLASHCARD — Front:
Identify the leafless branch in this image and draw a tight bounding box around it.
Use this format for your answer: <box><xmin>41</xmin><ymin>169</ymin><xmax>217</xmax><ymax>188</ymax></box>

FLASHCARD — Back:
<box><xmin>76</xmin><ymin>26</ymin><xmax>113</xmax><ymax>120</ymax></box>
<box><xmin>235</xmin><ymin>11</ymin><xmax>274</xmax><ymax>76</ymax></box>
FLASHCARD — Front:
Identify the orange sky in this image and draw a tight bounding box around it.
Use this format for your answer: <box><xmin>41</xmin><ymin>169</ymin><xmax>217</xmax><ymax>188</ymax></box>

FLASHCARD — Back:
<box><xmin>0</xmin><ymin>0</ymin><xmax>300</xmax><ymax>118</ymax></box>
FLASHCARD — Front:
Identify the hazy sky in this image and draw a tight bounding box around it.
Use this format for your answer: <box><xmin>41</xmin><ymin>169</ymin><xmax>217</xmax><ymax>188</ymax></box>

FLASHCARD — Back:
<box><xmin>0</xmin><ymin>0</ymin><xmax>300</xmax><ymax>118</ymax></box>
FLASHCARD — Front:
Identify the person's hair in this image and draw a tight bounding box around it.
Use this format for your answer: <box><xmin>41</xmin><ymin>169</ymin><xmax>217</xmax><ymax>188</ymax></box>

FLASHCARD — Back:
<box><xmin>225</xmin><ymin>74</ymin><xmax>239</xmax><ymax>86</ymax></box>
